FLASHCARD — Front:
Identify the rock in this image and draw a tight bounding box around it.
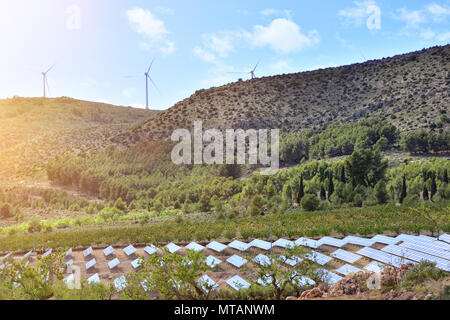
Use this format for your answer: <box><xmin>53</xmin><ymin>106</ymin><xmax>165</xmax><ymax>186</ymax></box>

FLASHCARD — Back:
<box><xmin>285</xmin><ymin>296</ymin><xmax>297</xmax><ymax>301</ymax></box>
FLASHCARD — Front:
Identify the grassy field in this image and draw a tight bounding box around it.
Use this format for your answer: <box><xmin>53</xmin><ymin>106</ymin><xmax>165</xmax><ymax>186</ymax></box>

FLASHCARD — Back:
<box><xmin>0</xmin><ymin>203</ymin><xmax>448</xmax><ymax>253</ymax></box>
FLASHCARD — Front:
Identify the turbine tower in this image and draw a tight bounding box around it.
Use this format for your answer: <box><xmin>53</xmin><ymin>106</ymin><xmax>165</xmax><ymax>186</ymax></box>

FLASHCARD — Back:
<box><xmin>42</xmin><ymin>65</ymin><xmax>54</xmax><ymax>98</ymax></box>
<box><xmin>144</xmin><ymin>58</ymin><xmax>158</xmax><ymax>110</ymax></box>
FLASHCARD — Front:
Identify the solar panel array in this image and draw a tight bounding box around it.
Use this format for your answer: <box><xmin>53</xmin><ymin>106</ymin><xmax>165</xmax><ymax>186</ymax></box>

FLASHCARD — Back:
<box><xmin>87</xmin><ymin>273</ymin><xmax>100</xmax><ymax>284</ymax></box>
<box><xmin>336</xmin><ymin>264</ymin><xmax>363</xmax><ymax>276</ymax></box>
<box><xmin>131</xmin><ymin>258</ymin><xmax>143</xmax><ymax>269</ymax></box>
<box><xmin>198</xmin><ymin>275</ymin><xmax>218</xmax><ymax>291</ymax></box>
<box><xmin>279</xmin><ymin>255</ymin><xmax>303</xmax><ymax>266</ymax></box>
<box><xmin>314</xmin><ymin>268</ymin><xmax>343</xmax><ymax>285</ymax></box>
<box><xmin>144</xmin><ymin>245</ymin><xmax>158</xmax><ymax>256</ymax></box>
<box><xmin>318</xmin><ymin>237</ymin><xmax>346</xmax><ymax>248</ymax></box>
<box><xmin>364</xmin><ymin>261</ymin><xmax>387</xmax><ymax>273</ymax></box>
<box><xmin>295</xmin><ymin>237</ymin><xmax>320</xmax><ymax>249</ymax></box>
<box><xmin>42</xmin><ymin>249</ymin><xmax>52</xmax><ymax>258</ymax></box>
<box><xmin>123</xmin><ymin>245</ymin><xmax>137</xmax><ymax>256</ymax></box>
<box><xmin>331</xmin><ymin>249</ymin><xmax>362</xmax><ymax>264</ymax></box>
<box><xmin>371</xmin><ymin>235</ymin><xmax>398</xmax><ymax>245</ymax></box>
<box><xmin>249</xmin><ymin>239</ymin><xmax>272</xmax><ymax>251</ymax></box>
<box><xmin>228</xmin><ymin>240</ymin><xmax>251</xmax><ymax>252</ymax></box>
<box><xmin>114</xmin><ymin>276</ymin><xmax>127</xmax><ymax>292</ymax></box>
<box><xmin>205</xmin><ymin>255</ymin><xmax>222</xmax><ymax>268</ymax></box>
<box><xmin>185</xmin><ymin>242</ymin><xmax>205</xmax><ymax>252</ymax></box>
<box><xmin>382</xmin><ymin>244</ymin><xmax>450</xmax><ymax>272</ymax></box>
<box><xmin>166</xmin><ymin>243</ymin><xmax>181</xmax><ymax>254</ymax></box>
<box><xmin>86</xmin><ymin>258</ymin><xmax>96</xmax><ymax>270</ymax></box>
<box><xmin>357</xmin><ymin>247</ymin><xmax>415</xmax><ymax>268</ymax></box>
<box><xmin>227</xmin><ymin>254</ymin><xmax>248</xmax><ymax>268</ymax></box>
<box><xmin>305</xmin><ymin>251</ymin><xmax>333</xmax><ymax>265</ymax></box>
<box><xmin>103</xmin><ymin>246</ymin><xmax>114</xmax><ymax>257</ymax></box>
<box><xmin>226</xmin><ymin>275</ymin><xmax>250</xmax><ymax>290</ymax></box>
<box><xmin>253</xmin><ymin>254</ymin><xmax>273</xmax><ymax>266</ymax></box>
<box><xmin>108</xmin><ymin>258</ymin><xmax>120</xmax><ymax>270</ymax></box>
<box><xmin>207</xmin><ymin>241</ymin><xmax>228</xmax><ymax>253</ymax></box>
<box><xmin>272</xmin><ymin>238</ymin><xmax>295</xmax><ymax>249</ymax></box>
<box><xmin>83</xmin><ymin>247</ymin><xmax>93</xmax><ymax>257</ymax></box>
<box><xmin>400</xmin><ymin>241</ymin><xmax>450</xmax><ymax>260</ymax></box>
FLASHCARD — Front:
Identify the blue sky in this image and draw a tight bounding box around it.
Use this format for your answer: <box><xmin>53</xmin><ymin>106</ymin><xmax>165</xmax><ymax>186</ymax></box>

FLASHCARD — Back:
<box><xmin>0</xmin><ymin>0</ymin><xmax>449</xmax><ymax>110</ymax></box>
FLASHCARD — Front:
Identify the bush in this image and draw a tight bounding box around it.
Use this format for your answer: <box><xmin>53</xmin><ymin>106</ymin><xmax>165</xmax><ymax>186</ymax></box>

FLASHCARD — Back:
<box><xmin>0</xmin><ymin>203</ymin><xmax>12</xmax><ymax>219</ymax></box>
<box><xmin>301</xmin><ymin>194</ymin><xmax>320</xmax><ymax>212</ymax></box>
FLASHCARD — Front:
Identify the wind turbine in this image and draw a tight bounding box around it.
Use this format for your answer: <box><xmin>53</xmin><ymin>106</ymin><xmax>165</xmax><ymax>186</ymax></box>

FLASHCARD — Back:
<box><xmin>228</xmin><ymin>60</ymin><xmax>261</xmax><ymax>80</ymax></box>
<box><xmin>144</xmin><ymin>58</ymin><xmax>158</xmax><ymax>110</ymax></box>
<box><xmin>42</xmin><ymin>65</ymin><xmax>54</xmax><ymax>98</ymax></box>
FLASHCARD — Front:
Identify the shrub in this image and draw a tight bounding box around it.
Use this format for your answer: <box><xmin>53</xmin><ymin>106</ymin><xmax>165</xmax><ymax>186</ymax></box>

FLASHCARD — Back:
<box><xmin>0</xmin><ymin>203</ymin><xmax>12</xmax><ymax>219</ymax></box>
<box><xmin>301</xmin><ymin>194</ymin><xmax>320</xmax><ymax>212</ymax></box>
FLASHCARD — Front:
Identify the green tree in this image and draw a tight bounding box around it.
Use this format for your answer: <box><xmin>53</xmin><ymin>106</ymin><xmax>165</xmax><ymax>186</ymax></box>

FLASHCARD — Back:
<box><xmin>249</xmin><ymin>195</ymin><xmax>265</xmax><ymax>216</ymax></box>
<box><xmin>374</xmin><ymin>181</ymin><xmax>389</xmax><ymax>204</ymax></box>
<box><xmin>301</xmin><ymin>194</ymin><xmax>320</xmax><ymax>212</ymax></box>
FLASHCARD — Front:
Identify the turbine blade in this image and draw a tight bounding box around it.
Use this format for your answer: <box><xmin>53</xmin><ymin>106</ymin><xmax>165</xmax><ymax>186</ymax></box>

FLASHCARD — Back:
<box><xmin>45</xmin><ymin>64</ymin><xmax>55</xmax><ymax>74</ymax></box>
<box><xmin>147</xmin><ymin>57</ymin><xmax>156</xmax><ymax>74</ymax></box>
<box><xmin>252</xmin><ymin>60</ymin><xmax>260</xmax><ymax>72</ymax></box>
<box><xmin>148</xmin><ymin>75</ymin><xmax>161</xmax><ymax>94</ymax></box>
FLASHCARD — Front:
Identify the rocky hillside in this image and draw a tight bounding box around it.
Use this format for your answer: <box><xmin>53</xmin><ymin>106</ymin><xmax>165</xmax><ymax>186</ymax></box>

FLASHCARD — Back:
<box><xmin>0</xmin><ymin>97</ymin><xmax>159</xmax><ymax>178</ymax></box>
<box><xmin>121</xmin><ymin>45</ymin><xmax>449</xmax><ymax>143</ymax></box>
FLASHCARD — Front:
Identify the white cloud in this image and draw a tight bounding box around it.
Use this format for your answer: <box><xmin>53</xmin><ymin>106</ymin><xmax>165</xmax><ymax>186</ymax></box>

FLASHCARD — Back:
<box><xmin>247</xmin><ymin>18</ymin><xmax>319</xmax><ymax>53</ymax></box>
<box><xmin>126</xmin><ymin>8</ymin><xmax>175</xmax><ymax>54</ymax></box>
<box><xmin>394</xmin><ymin>8</ymin><xmax>426</xmax><ymax>28</ymax></box>
<box><xmin>156</xmin><ymin>7</ymin><xmax>175</xmax><ymax>15</ymax></box>
<box><xmin>260</xmin><ymin>8</ymin><xmax>293</xmax><ymax>19</ymax></box>
<box><xmin>427</xmin><ymin>3</ymin><xmax>450</xmax><ymax>22</ymax></box>
<box><xmin>338</xmin><ymin>1</ymin><xmax>380</xmax><ymax>27</ymax></box>
<box><xmin>419</xmin><ymin>29</ymin><xmax>436</xmax><ymax>39</ymax></box>
<box><xmin>193</xmin><ymin>46</ymin><xmax>217</xmax><ymax>63</ymax></box>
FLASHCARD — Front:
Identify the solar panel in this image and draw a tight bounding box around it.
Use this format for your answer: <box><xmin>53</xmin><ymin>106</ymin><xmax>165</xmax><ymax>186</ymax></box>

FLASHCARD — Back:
<box><xmin>279</xmin><ymin>255</ymin><xmax>303</xmax><ymax>266</ymax></box>
<box><xmin>331</xmin><ymin>249</ymin><xmax>362</xmax><ymax>264</ymax></box>
<box><xmin>401</xmin><ymin>236</ymin><xmax>450</xmax><ymax>252</ymax></box>
<box><xmin>87</xmin><ymin>273</ymin><xmax>100</xmax><ymax>284</ymax></box>
<box><xmin>123</xmin><ymin>245</ymin><xmax>137</xmax><ymax>256</ymax></box>
<box><xmin>314</xmin><ymin>268</ymin><xmax>343</xmax><ymax>285</ymax></box>
<box><xmin>336</xmin><ymin>264</ymin><xmax>363</xmax><ymax>276</ymax></box>
<box><xmin>400</xmin><ymin>241</ymin><xmax>450</xmax><ymax>260</ymax></box>
<box><xmin>141</xmin><ymin>280</ymin><xmax>150</xmax><ymax>291</ymax></box>
<box><xmin>65</xmin><ymin>248</ymin><xmax>72</xmax><ymax>257</ymax></box>
<box><xmin>257</xmin><ymin>275</ymin><xmax>279</xmax><ymax>286</ymax></box>
<box><xmin>206</xmin><ymin>241</ymin><xmax>228</xmax><ymax>253</ymax></box>
<box><xmin>343</xmin><ymin>236</ymin><xmax>375</xmax><ymax>247</ymax></box>
<box><xmin>185</xmin><ymin>242</ymin><xmax>205</xmax><ymax>252</ymax></box>
<box><xmin>439</xmin><ymin>234</ymin><xmax>450</xmax><ymax>243</ymax></box>
<box><xmin>382</xmin><ymin>245</ymin><xmax>450</xmax><ymax>272</ymax></box>
<box><xmin>249</xmin><ymin>239</ymin><xmax>272</xmax><ymax>251</ymax></box>
<box><xmin>364</xmin><ymin>261</ymin><xmax>387</xmax><ymax>273</ymax></box>
<box><xmin>272</xmin><ymin>238</ymin><xmax>295</xmax><ymax>249</ymax></box>
<box><xmin>318</xmin><ymin>237</ymin><xmax>346</xmax><ymax>248</ymax></box>
<box><xmin>166</xmin><ymin>243</ymin><xmax>181</xmax><ymax>254</ymax></box>
<box><xmin>228</xmin><ymin>240</ymin><xmax>251</xmax><ymax>252</ymax></box>
<box><xmin>108</xmin><ymin>258</ymin><xmax>120</xmax><ymax>270</ymax></box>
<box><xmin>294</xmin><ymin>275</ymin><xmax>316</xmax><ymax>287</ymax></box>
<box><xmin>198</xmin><ymin>275</ymin><xmax>219</xmax><ymax>291</ymax></box>
<box><xmin>371</xmin><ymin>235</ymin><xmax>399</xmax><ymax>245</ymax></box>
<box><xmin>23</xmin><ymin>251</ymin><xmax>33</xmax><ymax>260</ymax></box>
<box><xmin>131</xmin><ymin>258</ymin><xmax>143</xmax><ymax>269</ymax></box>
<box><xmin>114</xmin><ymin>275</ymin><xmax>127</xmax><ymax>292</ymax></box>
<box><xmin>103</xmin><ymin>246</ymin><xmax>114</xmax><ymax>257</ymax></box>
<box><xmin>86</xmin><ymin>258</ymin><xmax>96</xmax><ymax>270</ymax></box>
<box><xmin>42</xmin><ymin>249</ymin><xmax>52</xmax><ymax>258</ymax></box>
<box><xmin>395</xmin><ymin>234</ymin><xmax>418</xmax><ymax>242</ymax></box>
<box><xmin>226</xmin><ymin>275</ymin><xmax>251</xmax><ymax>290</ymax></box>
<box><xmin>144</xmin><ymin>245</ymin><xmax>158</xmax><ymax>256</ymax></box>
<box><xmin>83</xmin><ymin>247</ymin><xmax>93</xmax><ymax>257</ymax></box>
<box><xmin>295</xmin><ymin>237</ymin><xmax>320</xmax><ymax>249</ymax></box>
<box><xmin>253</xmin><ymin>254</ymin><xmax>273</xmax><ymax>266</ymax></box>
<box><xmin>226</xmin><ymin>255</ymin><xmax>248</xmax><ymax>268</ymax></box>
<box><xmin>357</xmin><ymin>247</ymin><xmax>415</xmax><ymax>268</ymax></box>
<box><xmin>24</xmin><ymin>260</ymin><xmax>30</xmax><ymax>268</ymax></box>
<box><xmin>0</xmin><ymin>264</ymin><xmax>4</xmax><ymax>270</ymax></box>
<box><xmin>305</xmin><ymin>251</ymin><xmax>333</xmax><ymax>265</ymax></box>
<box><xmin>66</xmin><ymin>259</ymin><xmax>73</xmax><ymax>267</ymax></box>
<box><xmin>205</xmin><ymin>255</ymin><xmax>222</xmax><ymax>268</ymax></box>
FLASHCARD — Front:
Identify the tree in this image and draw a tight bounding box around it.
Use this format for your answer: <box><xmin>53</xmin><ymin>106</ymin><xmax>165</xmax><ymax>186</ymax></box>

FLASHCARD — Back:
<box><xmin>114</xmin><ymin>198</ymin><xmax>127</xmax><ymax>212</ymax></box>
<box><xmin>399</xmin><ymin>175</ymin><xmax>407</xmax><ymax>204</ymax></box>
<box><xmin>301</xmin><ymin>194</ymin><xmax>320</xmax><ymax>212</ymax></box>
<box><xmin>135</xmin><ymin>250</ymin><xmax>214</xmax><ymax>300</ymax></box>
<box><xmin>297</xmin><ymin>176</ymin><xmax>305</xmax><ymax>204</ymax></box>
<box><xmin>374</xmin><ymin>181</ymin><xmax>389</xmax><ymax>204</ymax></box>
<box><xmin>249</xmin><ymin>195</ymin><xmax>265</xmax><ymax>216</ymax></box>
<box><xmin>345</xmin><ymin>149</ymin><xmax>388</xmax><ymax>188</ymax></box>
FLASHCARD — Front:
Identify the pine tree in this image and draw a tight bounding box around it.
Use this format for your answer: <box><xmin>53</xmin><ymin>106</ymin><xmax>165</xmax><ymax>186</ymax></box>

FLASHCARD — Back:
<box><xmin>340</xmin><ymin>166</ymin><xmax>346</xmax><ymax>183</ymax></box>
<box><xmin>399</xmin><ymin>175</ymin><xmax>407</xmax><ymax>204</ymax></box>
<box><xmin>431</xmin><ymin>173</ymin><xmax>437</xmax><ymax>198</ymax></box>
<box><xmin>444</xmin><ymin>169</ymin><xmax>448</xmax><ymax>184</ymax></box>
<box><xmin>297</xmin><ymin>176</ymin><xmax>304</xmax><ymax>203</ymax></box>
<box><xmin>328</xmin><ymin>172</ymin><xmax>334</xmax><ymax>196</ymax></box>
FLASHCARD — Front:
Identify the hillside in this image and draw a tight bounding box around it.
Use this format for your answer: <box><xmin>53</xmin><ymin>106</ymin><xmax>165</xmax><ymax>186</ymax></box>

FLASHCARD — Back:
<box><xmin>121</xmin><ymin>45</ymin><xmax>449</xmax><ymax>143</ymax></box>
<box><xmin>0</xmin><ymin>97</ymin><xmax>159</xmax><ymax>179</ymax></box>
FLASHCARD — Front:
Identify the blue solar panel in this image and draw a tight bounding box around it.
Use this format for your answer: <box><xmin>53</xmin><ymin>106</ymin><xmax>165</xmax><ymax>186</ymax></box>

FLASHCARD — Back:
<box><xmin>227</xmin><ymin>255</ymin><xmax>248</xmax><ymax>268</ymax></box>
<box><xmin>226</xmin><ymin>275</ymin><xmax>250</xmax><ymax>290</ymax></box>
<box><xmin>198</xmin><ymin>275</ymin><xmax>218</xmax><ymax>291</ymax></box>
<box><xmin>253</xmin><ymin>254</ymin><xmax>273</xmax><ymax>266</ymax></box>
<box><xmin>364</xmin><ymin>261</ymin><xmax>387</xmax><ymax>273</ymax></box>
<box><xmin>295</xmin><ymin>237</ymin><xmax>320</xmax><ymax>248</ymax></box>
<box><xmin>336</xmin><ymin>264</ymin><xmax>363</xmax><ymax>276</ymax></box>
<box><xmin>314</xmin><ymin>268</ymin><xmax>343</xmax><ymax>285</ymax></box>
<box><xmin>166</xmin><ymin>243</ymin><xmax>181</xmax><ymax>253</ymax></box>
<box><xmin>357</xmin><ymin>247</ymin><xmax>415</xmax><ymax>268</ymax></box>
<box><xmin>273</xmin><ymin>239</ymin><xmax>295</xmax><ymax>249</ymax></box>
<box><xmin>371</xmin><ymin>235</ymin><xmax>399</xmax><ymax>245</ymax></box>
<box><xmin>331</xmin><ymin>249</ymin><xmax>362</xmax><ymax>264</ymax></box>
<box><xmin>343</xmin><ymin>236</ymin><xmax>375</xmax><ymax>247</ymax></box>
<box><xmin>205</xmin><ymin>255</ymin><xmax>222</xmax><ymax>268</ymax></box>
<box><xmin>305</xmin><ymin>251</ymin><xmax>333</xmax><ymax>265</ymax></box>
<box><xmin>206</xmin><ymin>241</ymin><xmax>228</xmax><ymax>252</ymax></box>
<box><xmin>250</xmin><ymin>239</ymin><xmax>272</xmax><ymax>251</ymax></box>
<box><xmin>279</xmin><ymin>255</ymin><xmax>303</xmax><ymax>266</ymax></box>
<box><xmin>318</xmin><ymin>237</ymin><xmax>346</xmax><ymax>248</ymax></box>
<box><xmin>400</xmin><ymin>242</ymin><xmax>450</xmax><ymax>260</ymax></box>
<box><xmin>228</xmin><ymin>240</ymin><xmax>251</xmax><ymax>251</ymax></box>
<box><xmin>185</xmin><ymin>242</ymin><xmax>205</xmax><ymax>252</ymax></box>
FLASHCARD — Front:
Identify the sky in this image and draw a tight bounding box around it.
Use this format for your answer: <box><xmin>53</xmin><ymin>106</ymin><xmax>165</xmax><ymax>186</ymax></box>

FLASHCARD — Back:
<box><xmin>0</xmin><ymin>0</ymin><xmax>449</xmax><ymax>110</ymax></box>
